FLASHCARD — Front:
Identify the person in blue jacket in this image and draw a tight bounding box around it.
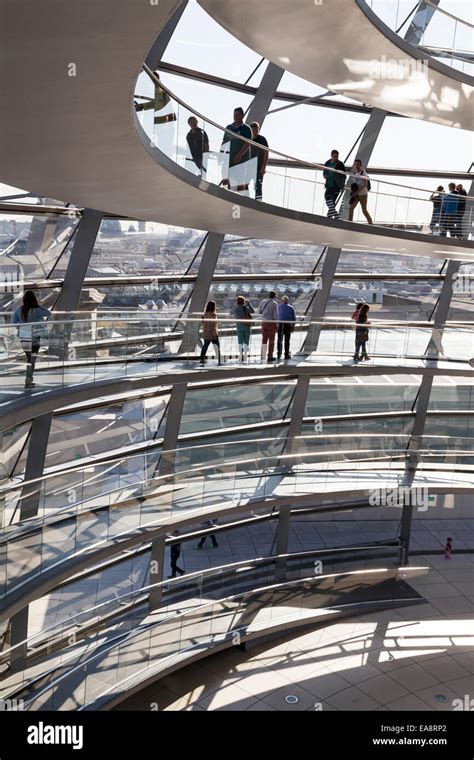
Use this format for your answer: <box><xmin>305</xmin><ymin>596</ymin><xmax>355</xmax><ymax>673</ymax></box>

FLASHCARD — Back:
<box><xmin>277</xmin><ymin>295</ymin><xmax>296</xmax><ymax>360</ymax></box>
<box><xmin>11</xmin><ymin>290</ymin><xmax>50</xmax><ymax>387</ymax></box>
<box><xmin>440</xmin><ymin>183</ymin><xmax>459</xmax><ymax>237</ymax></box>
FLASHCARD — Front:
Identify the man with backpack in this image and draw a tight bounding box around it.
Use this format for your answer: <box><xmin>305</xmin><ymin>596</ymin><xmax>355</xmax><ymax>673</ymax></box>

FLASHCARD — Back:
<box><xmin>348</xmin><ymin>158</ymin><xmax>373</xmax><ymax>224</ymax></box>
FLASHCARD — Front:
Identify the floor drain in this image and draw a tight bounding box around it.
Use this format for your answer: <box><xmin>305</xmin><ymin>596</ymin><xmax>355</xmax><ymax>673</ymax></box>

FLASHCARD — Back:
<box><xmin>435</xmin><ymin>694</ymin><xmax>449</xmax><ymax>703</ymax></box>
<box><xmin>285</xmin><ymin>695</ymin><xmax>299</xmax><ymax>704</ymax></box>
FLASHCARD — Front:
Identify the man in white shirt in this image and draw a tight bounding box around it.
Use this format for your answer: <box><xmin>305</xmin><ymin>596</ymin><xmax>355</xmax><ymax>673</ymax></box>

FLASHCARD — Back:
<box><xmin>259</xmin><ymin>290</ymin><xmax>279</xmax><ymax>362</ymax></box>
<box><xmin>348</xmin><ymin>158</ymin><xmax>373</xmax><ymax>224</ymax></box>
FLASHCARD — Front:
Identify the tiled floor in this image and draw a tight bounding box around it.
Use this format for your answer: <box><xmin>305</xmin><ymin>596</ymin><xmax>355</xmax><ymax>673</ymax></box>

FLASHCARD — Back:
<box><xmin>117</xmin><ymin>552</ymin><xmax>474</xmax><ymax>711</ymax></box>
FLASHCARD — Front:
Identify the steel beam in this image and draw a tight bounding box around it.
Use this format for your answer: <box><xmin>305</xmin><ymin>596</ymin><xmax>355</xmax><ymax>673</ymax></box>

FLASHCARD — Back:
<box><xmin>245</xmin><ymin>63</ymin><xmax>283</xmax><ymax>125</ymax></box>
<box><xmin>301</xmin><ymin>247</ymin><xmax>341</xmax><ymax>354</ymax></box>
<box><xmin>341</xmin><ymin>108</ymin><xmax>387</xmax><ymax>219</ymax></box>
<box><xmin>275</xmin><ymin>374</ymin><xmax>310</xmax><ymax>580</ymax></box>
<box><xmin>50</xmin><ymin>208</ymin><xmax>103</xmax><ymax>360</ymax></box>
<box><xmin>149</xmin><ymin>381</ymin><xmax>187</xmax><ymax>609</ymax></box>
<box><xmin>53</xmin><ymin>209</ymin><xmax>103</xmax><ymax>314</ymax></box>
<box><xmin>145</xmin><ymin>1</ymin><xmax>188</xmax><ymax>69</ymax></box>
<box><xmin>18</xmin><ymin>414</ymin><xmax>53</xmax><ymax>521</ymax></box>
<box><xmin>9</xmin><ymin>606</ymin><xmax>28</xmax><ymax>675</ymax></box>
<box><xmin>399</xmin><ymin>258</ymin><xmax>461</xmax><ymax>563</ymax></box>
<box><xmin>179</xmin><ymin>232</ymin><xmax>224</xmax><ymax>354</ymax></box>
<box><xmin>404</xmin><ymin>0</ymin><xmax>440</xmax><ymax>45</ymax></box>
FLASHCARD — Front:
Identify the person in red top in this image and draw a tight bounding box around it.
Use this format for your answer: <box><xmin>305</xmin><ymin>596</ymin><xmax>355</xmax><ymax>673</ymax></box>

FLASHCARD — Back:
<box><xmin>200</xmin><ymin>300</ymin><xmax>221</xmax><ymax>365</ymax></box>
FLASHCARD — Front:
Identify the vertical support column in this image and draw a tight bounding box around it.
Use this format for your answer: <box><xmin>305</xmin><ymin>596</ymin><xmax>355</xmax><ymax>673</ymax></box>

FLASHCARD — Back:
<box><xmin>245</xmin><ymin>63</ymin><xmax>283</xmax><ymax>125</ymax></box>
<box><xmin>301</xmin><ymin>247</ymin><xmax>341</xmax><ymax>355</ymax></box>
<box><xmin>284</xmin><ymin>375</ymin><xmax>311</xmax><ymax>462</ymax></box>
<box><xmin>23</xmin><ymin>217</ymin><xmax>54</xmax><ymax>263</ymax></box>
<box><xmin>179</xmin><ymin>233</ymin><xmax>224</xmax><ymax>354</ymax></box>
<box><xmin>149</xmin><ymin>382</ymin><xmax>188</xmax><ymax>610</ymax></box>
<box><xmin>425</xmin><ymin>259</ymin><xmax>461</xmax><ymax>358</ymax></box>
<box><xmin>341</xmin><ymin>108</ymin><xmax>386</xmax><ymax>219</ymax></box>
<box><xmin>18</xmin><ymin>413</ymin><xmax>53</xmax><ymax>520</ymax></box>
<box><xmin>50</xmin><ymin>208</ymin><xmax>103</xmax><ymax>359</ymax></box>
<box><xmin>354</xmin><ymin>108</ymin><xmax>387</xmax><ymax>168</ymax></box>
<box><xmin>403</xmin><ymin>0</ymin><xmax>440</xmax><ymax>44</ymax></box>
<box><xmin>275</xmin><ymin>375</ymin><xmax>310</xmax><ymax>580</ymax></box>
<box><xmin>275</xmin><ymin>507</ymin><xmax>291</xmax><ymax>580</ymax></box>
<box><xmin>9</xmin><ymin>607</ymin><xmax>28</xmax><ymax>675</ymax></box>
<box><xmin>53</xmin><ymin>208</ymin><xmax>103</xmax><ymax>313</ymax></box>
<box><xmin>399</xmin><ymin>259</ymin><xmax>460</xmax><ymax>564</ymax></box>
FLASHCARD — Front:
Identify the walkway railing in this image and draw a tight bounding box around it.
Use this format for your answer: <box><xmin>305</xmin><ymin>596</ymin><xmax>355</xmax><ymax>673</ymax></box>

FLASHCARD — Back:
<box><xmin>0</xmin><ymin>436</ymin><xmax>471</xmax><ymax>604</ymax></box>
<box><xmin>3</xmin><ymin>563</ymin><xmax>427</xmax><ymax>710</ymax></box>
<box><xmin>0</xmin><ymin>546</ymin><xmax>398</xmax><ymax>676</ymax></box>
<box><xmin>135</xmin><ymin>67</ymin><xmax>474</xmax><ymax>235</ymax></box>
<box><xmin>0</xmin><ymin>313</ymin><xmax>473</xmax><ymax>406</ymax></box>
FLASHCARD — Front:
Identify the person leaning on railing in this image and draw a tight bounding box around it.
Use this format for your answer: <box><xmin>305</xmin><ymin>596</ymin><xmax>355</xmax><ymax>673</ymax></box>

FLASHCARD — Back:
<box><xmin>11</xmin><ymin>290</ymin><xmax>51</xmax><ymax>388</ymax></box>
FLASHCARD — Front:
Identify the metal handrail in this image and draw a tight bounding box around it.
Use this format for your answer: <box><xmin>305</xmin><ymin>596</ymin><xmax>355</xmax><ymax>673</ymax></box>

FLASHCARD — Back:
<box><xmin>142</xmin><ymin>65</ymin><xmax>474</xmax><ymax>201</ymax></box>
<box><xmin>0</xmin><ymin>545</ymin><xmax>398</xmax><ymax>659</ymax></box>
<box><xmin>20</xmin><ymin>565</ymin><xmax>428</xmax><ymax>710</ymax></box>
<box><xmin>421</xmin><ymin>0</ymin><xmax>474</xmax><ymax>29</ymax></box>
<box><xmin>1</xmin><ymin>443</ymin><xmax>473</xmax><ymax>546</ymax></box>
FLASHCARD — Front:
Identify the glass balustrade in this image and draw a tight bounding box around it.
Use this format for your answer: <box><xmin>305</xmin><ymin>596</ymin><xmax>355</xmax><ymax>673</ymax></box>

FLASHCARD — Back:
<box><xmin>0</xmin><ymin>546</ymin><xmax>398</xmax><ymax>670</ymax></box>
<box><xmin>2</xmin><ymin>563</ymin><xmax>426</xmax><ymax>710</ymax></box>
<box><xmin>0</xmin><ymin>434</ymin><xmax>471</xmax><ymax>601</ymax></box>
<box><xmin>0</xmin><ymin>313</ymin><xmax>472</xmax><ymax>405</ymax></box>
<box><xmin>134</xmin><ymin>69</ymin><xmax>474</xmax><ymax>236</ymax></box>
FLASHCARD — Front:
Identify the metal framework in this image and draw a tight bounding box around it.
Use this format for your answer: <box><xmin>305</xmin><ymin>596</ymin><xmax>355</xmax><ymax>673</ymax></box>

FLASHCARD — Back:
<box><xmin>0</xmin><ymin>2</ymin><xmax>472</xmax><ymax>687</ymax></box>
